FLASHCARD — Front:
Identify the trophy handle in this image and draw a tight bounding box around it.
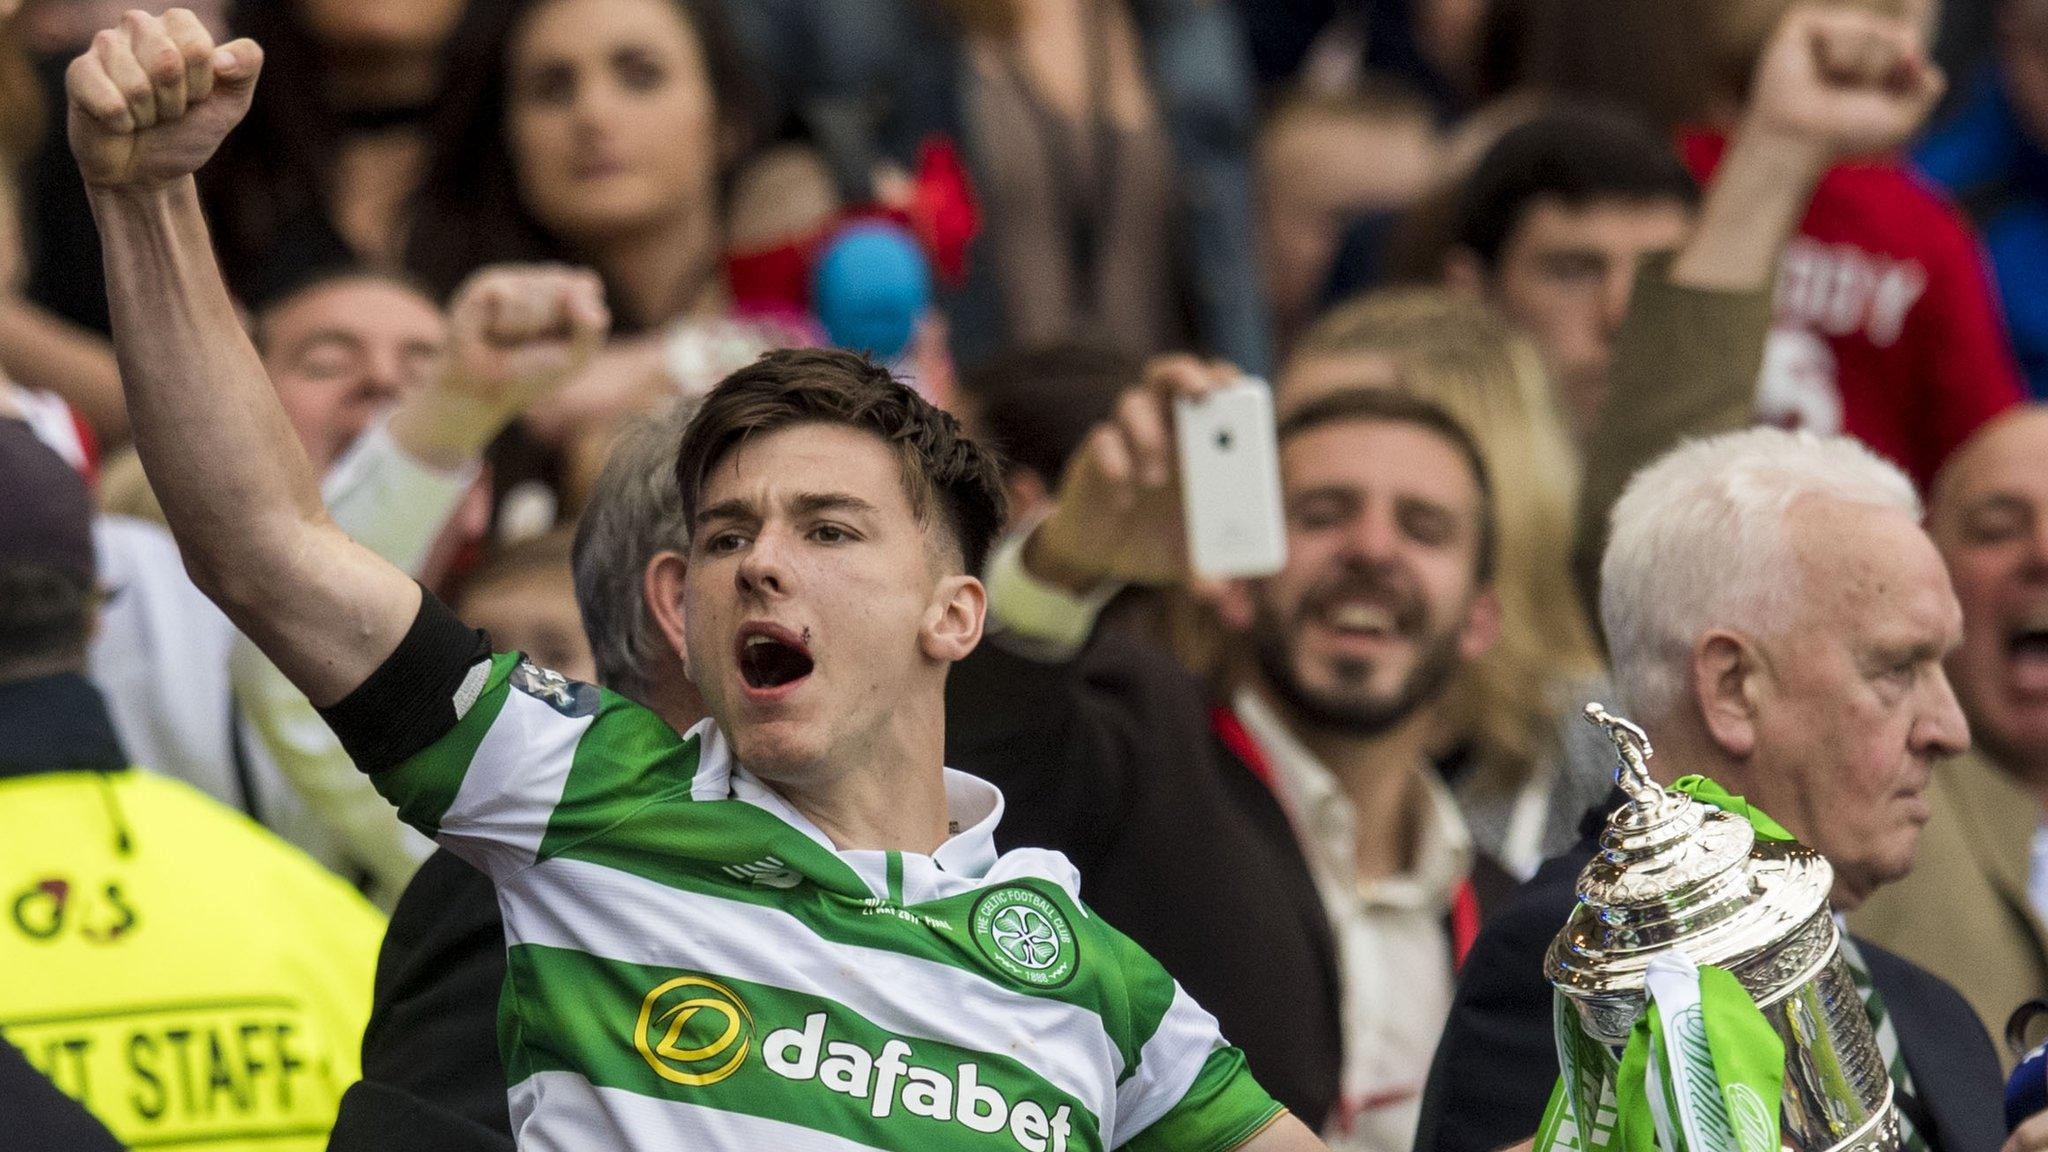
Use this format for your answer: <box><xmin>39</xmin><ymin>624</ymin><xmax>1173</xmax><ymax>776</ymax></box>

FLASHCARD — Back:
<box><xmin>1584</xmin><ymin>702</ymin><xmax>1661</xmax><ymax>807</ymax></box>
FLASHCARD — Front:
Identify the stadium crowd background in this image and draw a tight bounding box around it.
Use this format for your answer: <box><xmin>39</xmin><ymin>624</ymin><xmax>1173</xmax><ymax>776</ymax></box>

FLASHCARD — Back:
<box><xmin>8</xmin><ymin>0</ymin><xmax>2048</xmax><ymax>1149</ymax></box>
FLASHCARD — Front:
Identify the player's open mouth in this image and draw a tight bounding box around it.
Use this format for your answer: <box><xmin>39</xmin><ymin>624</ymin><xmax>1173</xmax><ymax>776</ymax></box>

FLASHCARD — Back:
<box><xmin>738</xmin><ymin>624</ymin><xmax>815</xmax><ymax>691</ymax></box>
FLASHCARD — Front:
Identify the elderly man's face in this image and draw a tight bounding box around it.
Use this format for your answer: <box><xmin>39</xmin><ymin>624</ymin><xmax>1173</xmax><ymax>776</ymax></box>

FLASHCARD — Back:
<box><xmin>1737</xmin><ymin>499</ymin><xmax>1968</xmax><ymax>909</ymax></box>
<box><xmin>1931</xmin><ymin>407</ymin><xmax>2048</xmax><ymax>769</ymax></box>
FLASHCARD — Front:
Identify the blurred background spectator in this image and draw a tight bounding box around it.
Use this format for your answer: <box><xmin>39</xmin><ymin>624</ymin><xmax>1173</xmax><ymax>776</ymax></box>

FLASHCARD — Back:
<box><xmin>199</xmin><ymin>0</ymin><xmax>466</xmax><ymax>302</ymax></box>
<box><xmin>1280</xmin><ymin>290</ymin><xmax>1610</xmax><ymax>880</ymax></box>
<box><xmin>1441</xmin><ymin>107</ymin><xmax>1699</xmax><ymax>442</ymax></box>
<box><xmin>1852</xmin><ymin>404</ymin><xmax>2048</xmax><ymax>1060</ymax></box>
<box><xmin>1510</xmin><ymin>0</ymin><xmax>2023</xmax><ymax>487</ymax></box>
<box><xmin>732</xmin><ymin>0</ymin><xmax>1270</xmax><ymax>373</ymax></box>
<box><xmin>404</xmin><ymin>0</ymin><xmax>792</xmax><ymax>538</ymax></box>
<box><xmin>1918</xmin><ymin>0</ymin><xmax>2048</xmax><ymax>397</ymax></box>
<box><xmin>449</xmin><ymin>528</ymin><xmax>595</xmax><ymax>682</ymax></box>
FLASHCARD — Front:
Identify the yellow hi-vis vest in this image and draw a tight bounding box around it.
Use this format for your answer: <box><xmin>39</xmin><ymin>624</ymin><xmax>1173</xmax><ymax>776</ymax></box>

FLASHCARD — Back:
<box><xmin>0</xmin><ymin>768</ymin><xmax>384</xmax><ymax>1150</ymax></box>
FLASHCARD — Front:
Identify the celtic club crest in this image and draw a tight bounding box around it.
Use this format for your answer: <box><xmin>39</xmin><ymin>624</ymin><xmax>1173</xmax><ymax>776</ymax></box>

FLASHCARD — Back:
<box><xmin>971</xmin><ymin>887</ymin><xmax>1078</xmax><ymax>988</ymax></box>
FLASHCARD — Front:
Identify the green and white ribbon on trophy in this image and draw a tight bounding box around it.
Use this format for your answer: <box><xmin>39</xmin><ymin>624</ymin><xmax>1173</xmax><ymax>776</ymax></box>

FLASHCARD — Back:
<box><xmin>1534</xmin><ymin>777</ymin><xmax>1792</xmax><ymax>1152</ymax></box>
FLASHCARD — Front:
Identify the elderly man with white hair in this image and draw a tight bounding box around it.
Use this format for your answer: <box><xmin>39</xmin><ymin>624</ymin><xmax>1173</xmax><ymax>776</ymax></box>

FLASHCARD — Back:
<box><xmin>1413</xmin><ymin>427</ymin><xmax>2004</xmax><ymax>1152</ymax></box>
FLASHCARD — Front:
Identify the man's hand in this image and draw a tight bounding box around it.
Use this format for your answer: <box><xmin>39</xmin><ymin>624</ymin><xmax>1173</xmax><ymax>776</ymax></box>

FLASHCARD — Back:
<box><xmin>388</xmin><ymin>265</ymin><xmax>612</xmax><ymax>471</ymax></box>
<box><xmin>66</xmin><ymin>8</ymin><xmax>259</xmax><ymax>190</ymax></box>
<box><xmin>1743</xmin><ymin>4</ymin><xmax>1944</xmax><ymax>163</ymax></box>
<box><xmin>1022</xmin><ymin>356</ymin><xmax>1236</xmax><ymax>594</ymax></box>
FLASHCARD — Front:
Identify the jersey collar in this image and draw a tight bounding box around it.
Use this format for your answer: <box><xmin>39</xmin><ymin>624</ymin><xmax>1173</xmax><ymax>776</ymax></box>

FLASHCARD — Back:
<box><xmin>0</xmin><ymin>672</ymin><xmax>129</xmax><ymax>780</ymax></box>
<box><xmin>686</xmin><ymin>718</ymin><xmax>1005</xmax><ymax>880</ymax></box>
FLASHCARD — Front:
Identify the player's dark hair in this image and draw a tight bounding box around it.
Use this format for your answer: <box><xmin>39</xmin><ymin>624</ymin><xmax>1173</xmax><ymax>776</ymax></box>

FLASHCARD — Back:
<box><xmin>1454</xmin><ymin>104</ymin><xmax>1699</xmax><ymax>270</ymax></box>
<box><xmin>677</xmin><ymin>349</ymin><xmax>1008</xmax><ymax>576</ymax></box>
<box><xmin>1278</xmin><ymin>388</ymin><xmax>1499</xmax><ymax>585</ymax></box>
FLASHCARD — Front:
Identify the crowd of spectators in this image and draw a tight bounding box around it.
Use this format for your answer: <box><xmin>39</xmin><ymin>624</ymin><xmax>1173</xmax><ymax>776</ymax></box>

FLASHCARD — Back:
<box><xmin>7</xmin><ymin>0</ymin><xmax>2048</xmax><ymax>1150</ymax></box>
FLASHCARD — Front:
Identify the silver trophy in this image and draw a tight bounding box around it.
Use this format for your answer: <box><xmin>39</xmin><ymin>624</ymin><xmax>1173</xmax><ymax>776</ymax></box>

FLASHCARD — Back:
<box><xmin>1544</xmin><ymin>704</ymin><xmax>1900</xmax><ymax>1151</ymax></box>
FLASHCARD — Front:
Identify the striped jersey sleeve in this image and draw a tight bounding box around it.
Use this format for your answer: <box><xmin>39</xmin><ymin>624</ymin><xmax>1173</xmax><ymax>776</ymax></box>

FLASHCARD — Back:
<box><xmin>371</xmin><ymin>652</ymin><xmax>698</xmax><ymax>880</ymax></box>
<box><xmin>1102</xmin><ymin>918</ymin><xmax>1287</xmax><ymax>1151</ymax></box>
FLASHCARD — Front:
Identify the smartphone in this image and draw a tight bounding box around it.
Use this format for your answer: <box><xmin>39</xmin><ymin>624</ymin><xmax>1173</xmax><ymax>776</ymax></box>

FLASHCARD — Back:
<box><xmin>1174</xmin><ymin>379</ymin><xmax>1287</xmax><ymax>578</ymax></box>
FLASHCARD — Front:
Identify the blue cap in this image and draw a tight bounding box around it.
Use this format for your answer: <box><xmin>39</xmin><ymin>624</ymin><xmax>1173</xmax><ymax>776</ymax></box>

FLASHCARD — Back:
<box><xmin>811</xmin><ymin>220</ymin><xmax>932</xmax><ymax>361</ymax></box>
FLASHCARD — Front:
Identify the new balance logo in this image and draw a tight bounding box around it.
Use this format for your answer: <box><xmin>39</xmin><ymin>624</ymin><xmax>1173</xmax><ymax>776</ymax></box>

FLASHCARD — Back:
<box><xmin>722</xmin><ymin>856</ymin><xmax>803</xmax><ymax>889</ymax></box>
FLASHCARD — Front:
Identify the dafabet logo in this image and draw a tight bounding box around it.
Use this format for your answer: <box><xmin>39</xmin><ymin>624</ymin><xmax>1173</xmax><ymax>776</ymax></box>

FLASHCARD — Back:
<box><xmin>633</xmin><ymin>975</ymin><xmax>1077</xmax><ymax>1151</ymax></box>
<box><xmin>634</xmin><ymin>976</ymin><xmax>753</xmax><ymax>1086</ymax></box>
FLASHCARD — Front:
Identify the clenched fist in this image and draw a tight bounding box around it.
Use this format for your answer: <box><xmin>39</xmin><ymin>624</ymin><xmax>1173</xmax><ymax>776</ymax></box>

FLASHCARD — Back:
<box><xmin>66</xmin><ymin>8</ymin><xmax>260</xmax><ymax>189</ymax></box>
<box><xmin>444</xmin><ymin>265</ymin><xmax>611</xmax><ymax>407</ymax></box>
<box><xmin>1745</xmin><ymin>4</ymin><xmax>1945</xmax><ymax>161</ymax></box>
<box><xmin>386</xmin><ymin>265</ymin><xmax>612</xmax><ymax>472</ymax></box>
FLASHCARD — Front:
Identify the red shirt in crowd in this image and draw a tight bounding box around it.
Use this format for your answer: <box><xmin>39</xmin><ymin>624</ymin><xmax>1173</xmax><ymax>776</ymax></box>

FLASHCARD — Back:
<box><xmin>1682</xmin><ymin>131</ymin><xmax>2024</xmax><ymax>488</ymax></box>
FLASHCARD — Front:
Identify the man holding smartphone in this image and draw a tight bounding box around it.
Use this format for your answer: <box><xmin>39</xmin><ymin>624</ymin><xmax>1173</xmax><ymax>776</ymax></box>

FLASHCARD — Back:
<box><xmin>946</xmin><ymin>359</ymin><xmax>1501</xmax><ymax>1150</ymax></box>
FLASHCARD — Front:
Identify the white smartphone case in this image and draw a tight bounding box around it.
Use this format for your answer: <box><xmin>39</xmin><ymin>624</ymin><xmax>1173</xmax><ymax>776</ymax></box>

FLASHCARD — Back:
<box><xmin>1174</xmin><ymin>381</ymin><xmax>1287</xmax><ymax>578</ymax></box>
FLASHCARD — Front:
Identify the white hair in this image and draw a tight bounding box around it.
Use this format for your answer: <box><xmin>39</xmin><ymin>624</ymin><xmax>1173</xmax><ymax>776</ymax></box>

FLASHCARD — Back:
<box><xmin>1600</xmin><ymin>426</ymin><xmax>1920</xmax><ymax>724</ymax></box>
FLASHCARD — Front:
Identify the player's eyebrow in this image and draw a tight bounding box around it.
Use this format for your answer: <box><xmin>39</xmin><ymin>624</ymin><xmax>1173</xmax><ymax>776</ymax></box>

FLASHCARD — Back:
<box><xmin>786</xmin><ymin>492</ymin><xmax>879</xmax><ymax>519</ymax></box>
<box><xmin>694</xmin><ymin>497</ymin><xmax>755</xmax><ymax>529</ymax></box>
<box><xmin>695</xmin><ymin>492</ymin><xmax>880</xmax><ymax>528</ymax></box>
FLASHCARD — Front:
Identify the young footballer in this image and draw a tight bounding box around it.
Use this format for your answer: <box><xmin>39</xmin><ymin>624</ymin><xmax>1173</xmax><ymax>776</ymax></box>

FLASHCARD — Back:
<box><xmin>64</xmin><ymin>10</ymin><xmax>1325</xmax><ymax>1150</ymax></box>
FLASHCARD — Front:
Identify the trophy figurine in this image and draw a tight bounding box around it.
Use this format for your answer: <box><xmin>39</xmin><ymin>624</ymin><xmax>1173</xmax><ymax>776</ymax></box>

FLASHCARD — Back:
<box><xmin>1539</xmin><ymin>704</ymin><xmax>1899</xmax><ymax>1152</ymax></box>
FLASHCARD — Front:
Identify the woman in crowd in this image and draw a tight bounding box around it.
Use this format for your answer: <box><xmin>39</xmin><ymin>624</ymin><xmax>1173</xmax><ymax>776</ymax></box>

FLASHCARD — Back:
<box><xmin>404</xmin><ymin>0</ymin><xmax>800</xmax><ymax>534</ymax></box>
<box><xmin>1278</xmin><ymin>288</ymin><xmax>1613</xmax><ymax>877</ymax></box>
<box><xmin>407</xmin><ymin>0</ymin><xmax>754</xmax><ymax>330</ymax></box>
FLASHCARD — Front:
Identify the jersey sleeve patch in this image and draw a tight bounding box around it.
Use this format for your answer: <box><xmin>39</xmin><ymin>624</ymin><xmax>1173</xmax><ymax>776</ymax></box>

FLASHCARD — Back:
<box><xmin>510</xmin><ymin>659</ymin><xmax>601</xmax><ymax>719</ymax></box>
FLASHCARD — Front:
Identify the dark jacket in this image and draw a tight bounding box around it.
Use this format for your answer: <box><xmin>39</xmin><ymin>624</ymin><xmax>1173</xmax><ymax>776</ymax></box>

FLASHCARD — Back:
<box><xmin>0</xmin><ymin>1037</ymin><xmax>125</xmax><ymax>1152</ymax></box>
<box><xmin>944</xmin><ymin>634</ymin><xmax>1343</xmax><ymax>1129</ymax></box>
<box><xmin>1413</xmin><ymin>807</ymin><xmax>2006</xmax><ymax>1152</ymax></box>
<box><xmin>327</xmin><ymin>850</ymin><xmax>511</xmax><ymax>1152</ymax></box>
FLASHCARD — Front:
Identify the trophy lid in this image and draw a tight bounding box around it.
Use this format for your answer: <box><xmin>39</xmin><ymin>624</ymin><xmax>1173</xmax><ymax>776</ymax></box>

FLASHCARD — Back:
<box><xmin>1544</xmin><ymin>704</ymin><xmax>1834</xmax><ymax>1004</ymax></box>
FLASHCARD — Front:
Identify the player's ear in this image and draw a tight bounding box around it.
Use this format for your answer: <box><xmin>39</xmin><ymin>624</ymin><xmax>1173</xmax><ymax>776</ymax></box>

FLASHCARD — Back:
<box><xmin>921</xmin><ymin>573</ymin><xmax>986</xmax><ymax>663</ymax></box>
<box><xmin>644</xmin><ymin>550</ymin><xmax>691</xmax><ymax>676</ymax></box>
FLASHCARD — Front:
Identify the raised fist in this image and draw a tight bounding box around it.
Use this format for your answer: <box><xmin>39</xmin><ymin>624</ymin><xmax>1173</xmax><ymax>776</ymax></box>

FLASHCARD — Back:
<box><xmin>1746</xmin><ymin>4</ymin><xmax>1945</xmax><ymax>161</ymax></box>
<box><xmin>441</xmin><ymin>265</ymin><xmax>612</xmax><ymax>414</ymax></box>
<box><xmin>66</xmin><ymin>9</ymin><xmax>260</xmax><ymax>189</ymax></box>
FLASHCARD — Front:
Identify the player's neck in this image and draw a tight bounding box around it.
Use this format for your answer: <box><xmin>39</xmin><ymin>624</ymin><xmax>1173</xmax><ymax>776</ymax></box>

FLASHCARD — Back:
<box><xmin>765</xmin><ymin>711</ymin><xmax>953</xmax><ymax>857</ymax></box>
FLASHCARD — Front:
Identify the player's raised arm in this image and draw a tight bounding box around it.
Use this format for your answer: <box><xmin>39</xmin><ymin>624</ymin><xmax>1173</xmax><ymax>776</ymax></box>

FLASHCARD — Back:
<box><xmin>69</xmin><ymin>9</ymin><xmax>606</xmax><ymax>705</ymax></box>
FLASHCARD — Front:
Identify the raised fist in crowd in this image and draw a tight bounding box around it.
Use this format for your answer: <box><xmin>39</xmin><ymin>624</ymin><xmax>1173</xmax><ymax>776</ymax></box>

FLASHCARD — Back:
<box><xmin>1746</xmin><ymin>3</ymin><xmax>1946</xmax><ymax>162</ymax></box>
<box><xmin>66</xmin><ymin>8</ymin><xmax>260</xmax><ymax>189</ymax></box>
<box><xmin>445</xmin><ymin>265</ymin><xmax>612</xmax><ymax>415</ymax></box>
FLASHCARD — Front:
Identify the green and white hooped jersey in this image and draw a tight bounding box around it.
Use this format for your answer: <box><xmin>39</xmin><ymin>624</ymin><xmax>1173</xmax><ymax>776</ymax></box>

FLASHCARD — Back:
<box><xmin>374</xmin><ymin>653</ymin><xmax>1285</xmax><ymax>1152</ymax></box>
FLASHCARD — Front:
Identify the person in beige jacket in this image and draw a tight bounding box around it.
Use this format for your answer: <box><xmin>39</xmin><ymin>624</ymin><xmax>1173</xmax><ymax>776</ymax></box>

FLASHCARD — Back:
<box><xmin>1851</xmin><ymin>406</ymin><xmax>2048</xmax><ymax>1066</ymax></box>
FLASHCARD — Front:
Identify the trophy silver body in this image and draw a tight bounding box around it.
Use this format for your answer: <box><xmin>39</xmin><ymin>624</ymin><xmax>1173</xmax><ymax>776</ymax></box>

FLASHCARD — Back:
<box><xmin>1544</xmin><ymin>706</ymin><xmax>1901</xmax><ymax>1151</ymax></box>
